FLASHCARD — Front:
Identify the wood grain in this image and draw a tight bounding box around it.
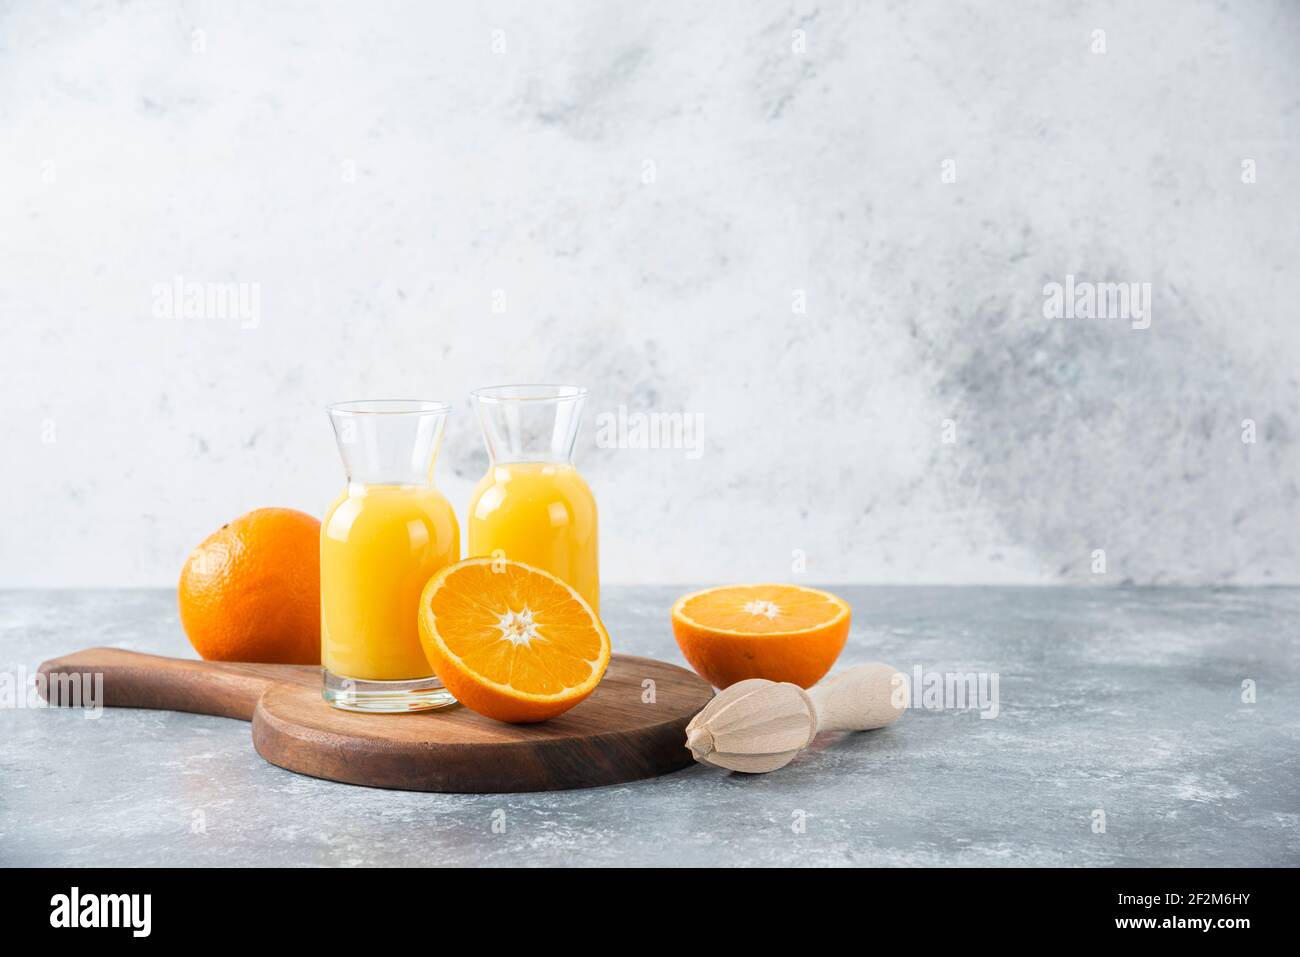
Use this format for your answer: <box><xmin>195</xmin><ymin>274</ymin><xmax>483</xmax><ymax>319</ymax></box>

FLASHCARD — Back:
<box><xmin>37</xmin><ymin>648</ymin><xmax>714</xmax><ymax>793</ymax></box>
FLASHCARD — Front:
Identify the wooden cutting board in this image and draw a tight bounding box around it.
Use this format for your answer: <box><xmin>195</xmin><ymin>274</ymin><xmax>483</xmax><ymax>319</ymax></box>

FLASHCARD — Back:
<box><xmin>37</xmin><ymin>647</ymin><xmax>715</xmax><ymax>793</ymax></box>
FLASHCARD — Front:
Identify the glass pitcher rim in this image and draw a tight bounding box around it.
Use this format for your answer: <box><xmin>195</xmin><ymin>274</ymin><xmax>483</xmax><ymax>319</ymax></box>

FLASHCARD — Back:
<box><xmin>469</xmin><ymin>384</ymin><xmax>588</xmax><ymax>404</ymax></box>
<box><xmin>326</xmin><ymin>399</ymin><xmax>452</xmax><ymax>416</ymax></box>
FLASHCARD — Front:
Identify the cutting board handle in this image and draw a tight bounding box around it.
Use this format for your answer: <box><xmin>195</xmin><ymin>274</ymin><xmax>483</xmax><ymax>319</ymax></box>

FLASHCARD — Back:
<box><xmin>37</xmin><ymin>647</ymin><xmax>303</xmax><ymax>721</ymax></box>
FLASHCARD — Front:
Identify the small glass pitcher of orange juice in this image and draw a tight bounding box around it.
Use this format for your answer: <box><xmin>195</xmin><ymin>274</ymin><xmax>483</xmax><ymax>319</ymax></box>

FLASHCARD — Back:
<box><xmin>468</xmin><ymin>385</ymin><xmax>599</xmax><ymax>611</ymax></box>
<box><xmin>321</xmin><ymin>400</ymin><xmax>460</xmax><ymax>712</ymax></box>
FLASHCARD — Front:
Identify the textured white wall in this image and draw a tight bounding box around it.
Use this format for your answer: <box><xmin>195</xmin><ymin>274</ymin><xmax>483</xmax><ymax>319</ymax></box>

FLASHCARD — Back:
<box><xmin>2</xmin><ymin>0</ymin><xmax>1298</xmax><ymax>587</ymax></box>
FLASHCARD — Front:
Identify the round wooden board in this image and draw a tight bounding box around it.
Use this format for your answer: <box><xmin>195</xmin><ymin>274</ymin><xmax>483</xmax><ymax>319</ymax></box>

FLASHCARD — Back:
<box><xmin>253</xmin><ymin>654</ymin><xmax>714</xmax><ymax>792</ymax></box>
<box><xmin>38</xmin><ymin>648</ymin><xmax>715</xmax><ymax>793</ymax></box>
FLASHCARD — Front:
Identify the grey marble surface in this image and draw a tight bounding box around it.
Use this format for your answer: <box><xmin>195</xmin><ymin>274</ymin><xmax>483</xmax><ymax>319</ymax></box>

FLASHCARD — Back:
<box><xmin>2</xmin><ymin>586</ymin><xmax>1297</xmax><ymax>867</ymax></box>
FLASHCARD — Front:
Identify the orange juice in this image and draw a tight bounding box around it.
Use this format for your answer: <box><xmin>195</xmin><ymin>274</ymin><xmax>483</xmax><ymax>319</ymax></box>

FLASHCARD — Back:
<box><xmin>321</xmin><ymin>483</ymin><xmax>460</xmax><ymax>680</ymax></box>
<box><xmin>468</xmin><ymin>462</ymin><xmax>599</xmax><ymax>610</ymax></box>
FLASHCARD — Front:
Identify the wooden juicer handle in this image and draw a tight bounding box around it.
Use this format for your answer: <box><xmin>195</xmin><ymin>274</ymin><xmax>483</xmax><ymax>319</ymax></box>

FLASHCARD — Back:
<box><xmin>807</xmin><ymin>663</ymin><xmax>907</xmax><ymax>733</ymax></box>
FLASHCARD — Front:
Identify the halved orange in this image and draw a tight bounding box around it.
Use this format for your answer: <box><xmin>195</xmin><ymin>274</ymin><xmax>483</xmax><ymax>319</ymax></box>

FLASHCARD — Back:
<box><xmin>671</xmin><ymin>584</ymin><xmax>851</xmax><ymax>689</ymax></box>
<box><xmin>418</xmin><ymin>558</ymin><xmax>611</xmax><ymax>723</ymax></box>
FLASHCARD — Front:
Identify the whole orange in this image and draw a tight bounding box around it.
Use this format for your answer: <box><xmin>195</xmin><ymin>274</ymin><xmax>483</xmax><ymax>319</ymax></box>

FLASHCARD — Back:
<box><xmin>178</xmin><ymin>508</ymin><xmax>321</xmax><ymax>664</ymax></box>
<box><xmin>671</xmin><ymin>584</ymin><xmax>851</xmax><ymax>689</ymax></box>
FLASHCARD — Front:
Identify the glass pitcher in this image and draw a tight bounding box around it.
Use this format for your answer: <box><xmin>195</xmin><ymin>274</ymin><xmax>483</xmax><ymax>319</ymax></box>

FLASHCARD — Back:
<box><xmin>321</xmin><ymin>399</ymin><xmax>460</xmax><ymax>712</ymax></box>
<box><xmin>468</xmin><ymin>385</ymin><xmax>600</xmax><ymax>611</ymax></box>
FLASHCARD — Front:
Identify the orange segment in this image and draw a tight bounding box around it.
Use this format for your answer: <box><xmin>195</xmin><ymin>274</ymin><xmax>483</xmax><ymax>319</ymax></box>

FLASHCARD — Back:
<box><xmin>418</xmin><ymin>558</ymin><xmax>611</xmax><ymax>723</ymax></box>
<box><xmin>671</xmin><ymin>584</ymin><xmax>851</xmax><ymax>689</ymax></box>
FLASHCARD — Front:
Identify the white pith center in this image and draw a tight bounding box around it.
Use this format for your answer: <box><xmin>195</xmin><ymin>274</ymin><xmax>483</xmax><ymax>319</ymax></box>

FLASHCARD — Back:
<box><xmin>744</xmin><ymin>600</ymin><xmax>781</xmax><ymax>620</ymax></box>
<box><xmin>495</xmin><ymin>607</ymin><xmax>542</xmax><ymax>646</ymax></box>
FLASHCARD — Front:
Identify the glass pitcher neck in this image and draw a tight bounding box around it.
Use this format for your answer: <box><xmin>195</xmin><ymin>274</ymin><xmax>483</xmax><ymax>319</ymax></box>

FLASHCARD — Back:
<box><xmin>471</xmin><ymin>384</ymin><xmax>587</xmax><ymax>465</ymax></box>
<box><xmin>328</xmin><ymin>399</ymin><xmax>449</xmax><ymax>486</ymax></box>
